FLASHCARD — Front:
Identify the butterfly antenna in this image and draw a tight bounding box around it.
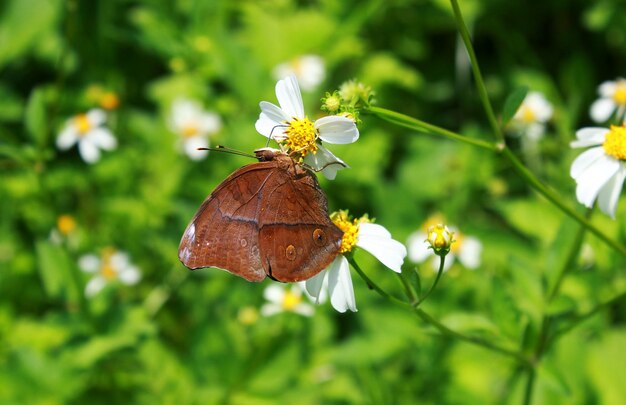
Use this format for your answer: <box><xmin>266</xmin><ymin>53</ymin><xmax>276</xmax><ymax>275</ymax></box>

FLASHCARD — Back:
<box><xmin>267</xmin><ymin>124</ymin><xmax>289</xmax><ymax>147</ymax></box>
<box><xmin>197</xmin><ymin>145</ymin><xmax>257</xmax><ymax>159</ymax></box>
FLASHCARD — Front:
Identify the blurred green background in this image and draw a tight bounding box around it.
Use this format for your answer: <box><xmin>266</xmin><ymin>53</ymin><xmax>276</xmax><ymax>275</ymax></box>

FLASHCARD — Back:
<box><xmin>2</xmin><ymin>0</ymin><xmax>626</xmax><ymax>403</ymax></box>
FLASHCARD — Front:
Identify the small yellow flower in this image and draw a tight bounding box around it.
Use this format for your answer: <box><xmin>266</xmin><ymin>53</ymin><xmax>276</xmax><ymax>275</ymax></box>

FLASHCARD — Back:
<box><xmin>238</xmin><ymin>306</ymin><xmax>259</xmax><ymax>325</ymax></box>
<box><xmin>426</xmin><ymin>224</ymin><xmax>455</xmax><ymax>256</ymax></box>
<box><xmin>57</xmin><ymin>215</ymin><xmax>77</xmax><ymax>236</ymax></box>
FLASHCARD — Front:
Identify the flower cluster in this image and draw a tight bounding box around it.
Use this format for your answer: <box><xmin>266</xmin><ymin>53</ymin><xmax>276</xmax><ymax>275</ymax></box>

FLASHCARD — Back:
<box><xmin>509</xmin><ymin>91</ymin><xmax>553</xmax><ymax>140</ymax></box>
<box><xmin>79</xmin><ymin>248</ymin><xmax>141</xmax><ymax>297</ymax></box>
<box><xmin>168</xmin><ymin>98</ymin><xmax>222</xmax><ymax>161</ymax></box>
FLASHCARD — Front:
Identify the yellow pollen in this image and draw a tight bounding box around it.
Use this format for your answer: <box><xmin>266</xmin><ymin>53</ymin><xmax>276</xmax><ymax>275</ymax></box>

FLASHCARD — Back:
<box><xmin>282</xmin><ymin>290</ymin><xmax>302</xmax><ymax>311</ymax></box>
<box><xmin>604</xmin><ymin>125</ymin><xmax>626</xmax><ymax>160</ymax></box>
<box><xmin>520</xmin><ymin>106</ymin><xmax>536</xmax><ymax>123</ymax></box>
<box><xmin>332</xmin><ymin>210</ymin><xmax>369</xmax><ymax>254</ymax></box>
<box><xmin>100</xmin><ymin>248</ymin><xmax>118</xmax><ymax>281</ymax></box>
<box><xmin>57</xmin><ymin>215</ymin><xmax>76</xmax><ymax>235</ymax></box>
<box><xmin>613</xmin><ymin>85</ymin><xmax>626</xmax><ymax>105</ymax></box>
<box><xmin>100</xmin><ymin>92</ymin><xmax>120</xmax><ymax>110</ymax></box>
<box><xmin>283</xmin><ymin>117</ymin><xmax>318</xmax><ymax>157</ymax></box>
<box><xmin>181</xmin><ymin>123</ymin><xmax>199</xmax><ymax>138</ymax></box>
<box><xmin>74</xmin><ymin>114</ymin><xmax>92</xmax><ymax>135</ymax></box>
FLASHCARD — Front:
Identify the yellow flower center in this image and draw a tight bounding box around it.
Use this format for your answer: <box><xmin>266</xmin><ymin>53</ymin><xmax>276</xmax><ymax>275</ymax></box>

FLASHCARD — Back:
<box><xmin>181</xmin><ymin>123</ymin><xmax>199</xmax><ymax>138</ymax></box>
<box><xmin>520</xmin><ymin>106</ymin><xmax>536</xmax><ymax>123</ymax></box>
<box><xmin>100</xmin><ymin>248</ymin><xmax>118</xmax><ymax>280</ymax></box>
<box><xmin>603</xmin><ymin>125</ymin><xmax>626</xmax><ymax>160</ymax></box>
<box><xmin>613</xmin><ymin>84</ymin><xmax>626</xmax><ymax>105</ymax></box>
<box><xmin>57</xmin><ymin>215</ymin><xmax>76</xmax><ymax>236</ymax></box>
<box><xmin>282</xmin><ymin>290</ymin><xmax>302</xmax><ymax>311</ymax></box>
<box><xmin>100</xmin><ymin>92</ymin><xmax>120</xmax><ymax>110</ymax></box>
<box><xmin>74</xmin><ymin>114</ymin><xmax>92</xmax><ymax>135</ymax></box>
<box><xmin>283</xmin><ymin>117</ymin><xmax>318</xmax><ymax>157</ymax></box>
<box><xmin>331</xmin><ymin>210</ymin><xmax>369</xmax><ymax>254</ymax></box>
<box><xmin>238</xmin><ymin>306</ymin><xmax>259</xmax><ymax>325</ymax></box>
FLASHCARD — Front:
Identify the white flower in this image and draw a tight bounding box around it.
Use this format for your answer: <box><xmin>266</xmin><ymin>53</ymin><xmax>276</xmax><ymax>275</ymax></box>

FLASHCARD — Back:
<box><xmin>511</xmin><ymin>91</ymin><xmax>554</xmax><ymax>140</ymax></box>
<box><xmin>590</xmin><ymin>78</ymin><xmax>626</xmax><ymax>123</ymax></box>
<box><xmin>169</xmin><ymin>99</ymin><xmax>222</xmax><ymax>161</ymax></box>
<box><xmin>570</xmin><ymin>126</ymin><xmax>626</xmax><ymax>218</ymax></box>
<box><xmin>79</xmin><ymin>249</ymin><xmax>141</xmax><ymax>297</ymax></box>
<box><xmin>305</xmin><ymin>211</ymin><xmax>407</xmax><ymax>313</ymax></box>
<box><xmin>260</xmin><ymin>284</ymin><xmax>314</xmax><ymax>317</ymax></box>
<box><xmin>273</xmin><ymin>55</ymin><xmax>326</xmax><ymax>91</ymax></box>
<box><xmin>407</xmin><ymin>218</ymin><xmax>482</xmax><ymax>272</ymax></box>
<box><xmin>56</xmin><ymin>109</ymin><xmax>117</xmax><ymax>164</ymax></box>
<box><xmin>255</xmin><ymin>75</ymin><xmax>359</xmax><ymax>180</ymax></box>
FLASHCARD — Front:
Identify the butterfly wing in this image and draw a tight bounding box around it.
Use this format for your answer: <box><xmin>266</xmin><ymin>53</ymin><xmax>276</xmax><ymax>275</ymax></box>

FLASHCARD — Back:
<box><xmin>257</xmin><ymin>159</ymin><xmax>343</xmax><ymax>282</ymax></box>
<box><xmin>178</xmin><ymin>161</ymin><xmax>279</xmax><ymax>282</ymax></box>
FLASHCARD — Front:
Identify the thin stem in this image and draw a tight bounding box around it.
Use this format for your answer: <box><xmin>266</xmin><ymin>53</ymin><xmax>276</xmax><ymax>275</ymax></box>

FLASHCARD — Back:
<box><xmin>416</xmin><ymin>255</ymin><xmax>445</xmax><ymax>306</ymax></box>
<box><xmin>450</xmin><ymin>0</ymin><xmax>504</xmax><ymax>143</ymax></box>
<box><xmin>414</xmin><ymin>307</ymin><xmax>530</xmax><ymax>365</ymax></box>
<box><xmin>366</xmin><ymin>106</ymin><xmax>497</xmax><ymax>151</ymax></box>
<box><xmin>349</xmin><ymin>257</ymin><xmax>530</xmax><ymax>365</ymax></box>
<box><xmin>555</xmin><ymin>290</ymin><xmax>626</xmax><ymax>338</ymax></box>
<box><xmin>502</xmin><ymin>148</ymin><xmax>626</xmax><ymax>256</ymax></box>
<box><xmin>522</xmin><ymin>370</ymin><xmax>536</xmax><ymax>405</ymax></box>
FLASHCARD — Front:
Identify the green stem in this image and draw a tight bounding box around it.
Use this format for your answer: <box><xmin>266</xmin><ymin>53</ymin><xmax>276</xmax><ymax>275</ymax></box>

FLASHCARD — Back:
<box><xmin>502</xmin><ymin>148</ymin><xmax>626</xmax><ymax>256</ymax></box>
<box><xmin>366</xmin><ymin>106</ymin><xmax>497</xmax><ymax>151</ymax></box>
<box><xmin>416</xmin><ymin>255</ymin><xmax>445</xmax><ymax>306</ymax></box>
<box><xmin>450</xmin><ymin>0</ymin><xmax>504</xmax><ymax>144</ymax></box>
<box><xmin>349</xmin><ymin>257</ymin><xmax>530</xmax><ymax>365</ymax></box>
<box><xmin>555</xmin><ymin>290</ymin><xmax>626</xmax><ymax>338</ymax></box>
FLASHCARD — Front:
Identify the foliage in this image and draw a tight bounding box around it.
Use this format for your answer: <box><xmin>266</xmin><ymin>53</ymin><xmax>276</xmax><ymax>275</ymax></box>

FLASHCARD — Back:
<box><xmin>1</xmin><ymin>0</ymin><xmax>626</xmax><ymax>403</ymax></box>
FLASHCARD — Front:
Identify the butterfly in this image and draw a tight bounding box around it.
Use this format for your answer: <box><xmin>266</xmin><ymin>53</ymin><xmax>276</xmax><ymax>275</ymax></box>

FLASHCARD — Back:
<box><xmin>178</xmin><ymin>148</ymin><xmax>343</xmax><ymax>282</ymax></box>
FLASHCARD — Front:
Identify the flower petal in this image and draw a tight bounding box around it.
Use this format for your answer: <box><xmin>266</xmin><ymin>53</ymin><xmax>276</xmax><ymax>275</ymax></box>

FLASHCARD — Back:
<box><xmin>86</xmin><ymin>109</ymin><xmax>107</xmax><ymax>126</ymax></box>
<box><xmin>119</xmin><ymin>266</ymin><xmax>141</xmax><ymax>285</ymax></box>
<box><xmin>78</xmin><ymin>254</ymin><xmax>100</xmax><ymax>273</ymax></box>
<box><xmin>56</xmin><ymin>126</ymin><xmax>79</xmax><ymax>150</ymax></box>
<box><xmin>293</xmin><ymin>303</ymin><xmax>315</xmax><ymax>317</ymax></box>
<box><xmin>78</xmin><ymin>139</ymin><xmax>101</xmax><ymax>163</ymax></box>
<box><xmin>260</xmin><ymin>303</ymin><xmax>282</xmax><ymax>317</ymax></box>
<box><xmin>87</xmin><ymin>128</ymin><xmax>117</xmax><ymax>150</ymax></box>
<box><xmin>315</xmin><ymin>116</ymin><xmax>359</xmax><ymax>144</ymax></box>
<box><xmin>575</xmin><ymin>156</ymin><xmax>620</xmax><ymax>208</ymax></box>
<box><xmin>263</xmin><ymin>284</ymin><xmax>285</xmax><ymax>304</ymax></box>
<box><xmin>458</xmin><ymin>237</ymin><xmax>482</xmax><ymax>269</ymax></box>
<box><xmin>303</xmin><ymin>145</ymin><xmax>347</xmax><ymax>180</ymax></box>
<box><xmin>255</xmin><ymin>102</ymin><xmax>290</xmax><ymax>139</ymax></box>
<box><xmin>184</xmin><ymin>136</ymin><xmax>209</xmax><ymax>161</ymax></box>
<box><xmin>304</xmin><ymin>271</ymin><xmax>326</xmax><ymax>303</ymax></box>
<box><xmin>357</xmin><ymin>223</ymin><xmax>406</xmax><ymax>273</ymax></box>
<box><xmin>598</xmin><ymin>81</ymin><xmax>617</xmax><ymax>97</ymax></box>
<box><xmin>328</xmin><ymin>256</ymin><xmax>356</xmax><ymax>313</ymax></box>
<box><xmin>406</xmin><ymin>231</ymin><xmax>432</xmax><ymax>263</ymax></box>
<box><xmin>570</xmin><ymin>147</ymin><xmax>605</xmax><ymax>179</ymax></box>
<box><xmin>200</xmin><ymin>112</ymin><xmax>222</xmax><ymax>134</ymax></box>
<box><xmin>590</xmin><ymin>98</ymin><xmax>616</xmax><ymax>123</ymax></box>
<box><xmin>597</xmin><ymin>164</ymin><xmax>626</xmax><ymax>218</ymax></box>
<box><xmin>275</xmin><ymin>75</ymin><xmax>304</xmax><ymax>119</ymax></box>
<box><xmin>85</xmin><ymin>276</ymin><xmax>106</xmax><ymax>297</ymax></box>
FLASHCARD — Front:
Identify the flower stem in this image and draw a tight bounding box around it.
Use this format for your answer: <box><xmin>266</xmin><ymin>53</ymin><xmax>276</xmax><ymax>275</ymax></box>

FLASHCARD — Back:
<box><xmin>416</xmin><ymin>256</ymin><xmax>445</xmax><ymax>306</ymax></box>
<box><xmin>450</xmin><ymin>0</ymin><xmax>505</xmax><ymax>144</ymax></box>
<box><xmin>349</xmin><ymin>257</ymin><xmax>530</xmax><ymax>365</ymax></box>
<box><xmin>502</xmin><ymin>147</ymin><xmax>626</xmax><ymax>256</ymax></box>
<box><xmin>365</xmin><ymin>106</ymin><xmax>497</xmax><ymax>151</ymax></box>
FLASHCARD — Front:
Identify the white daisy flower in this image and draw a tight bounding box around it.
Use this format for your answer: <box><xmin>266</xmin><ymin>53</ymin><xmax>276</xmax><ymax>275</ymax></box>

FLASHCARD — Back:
<box><xmin>407</xmin><ymin>216</ymin><xmax>482</xmax><ymax>272</ymax></box>
<box><xmin>305</xmin><ymin>211</ymin><xmax>407</xmax><ymax>313</ymax></box>
<box><xmin>260</xmin><ymin>284</ymin><xmax>314</xmax><ymax>317</ymax></box>
<box><xmin>590</xmin><ymin>78</ymin><xmax>626</xmax><ymax>123</ymax></box>
<box><xmin>273</xmin><ymin>55</ymin><xmax>326</xmax><ymax>91</ymax></box>
<box><xmin>56</xmin><ymin>109</ymin><xmax>117</xmax><ymax>164</ymax></box>
<box><xmin>79</xmin><ymin>248</ymin><xmax>141</xmax><ymax>297</ymax></box>
<box><xmin>255</xmin><ymin>75</ymin><xmax>359</xmax><ymax>180</ymax></box>
<box><xmin>168</xmin><ymin>98</ymin><xmax>222</xmax><ymax>161</ymax></box>
<box><xmin>510</xmin><ymin>91</ymin><xmax>554</xmax><ymax>140</ymax></box>
<box><xmin>570</xmin><ymin>125</ymin><xmax>626</xmax><ymax>218</ymax></box>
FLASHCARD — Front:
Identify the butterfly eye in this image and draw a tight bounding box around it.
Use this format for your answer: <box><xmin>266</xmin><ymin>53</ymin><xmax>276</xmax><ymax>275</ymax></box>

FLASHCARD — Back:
<box><xmin>313</xmin><ymin>229</ymin><xmax>326</xmax><ymax>246</ymax></box>
<box><xmin>285</xmin><ymin>244</ymin><xmax>297</xmax><ymax>261</ymax></box>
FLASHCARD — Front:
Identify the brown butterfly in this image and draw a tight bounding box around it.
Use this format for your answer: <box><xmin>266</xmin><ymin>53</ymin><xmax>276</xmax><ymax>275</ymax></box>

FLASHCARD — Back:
<box><xmin>178</xmin><ymin>148</ymin><xmax>343</xmax><ymax>282</ymax></box>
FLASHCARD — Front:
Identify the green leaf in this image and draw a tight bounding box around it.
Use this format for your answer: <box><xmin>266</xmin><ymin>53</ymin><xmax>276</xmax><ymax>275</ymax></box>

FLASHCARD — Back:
<box><xmin>25</xmin><ymin>88</ymin><xmax>48</xmax><ymax>147</ymax></box>
<box><xmin>537</xmin><ymin>363</ymin><xmax>572</xmax><ymax>396</ymax></box>
<box><xmin>35</xmin><ymin>240</ymin><xmax>79</xmax><ymax>301</ymax></box>
<box><xmin>501</xmin><ymin>86</ymin><xmax>528</xmax><ymax>127</ymax></box>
